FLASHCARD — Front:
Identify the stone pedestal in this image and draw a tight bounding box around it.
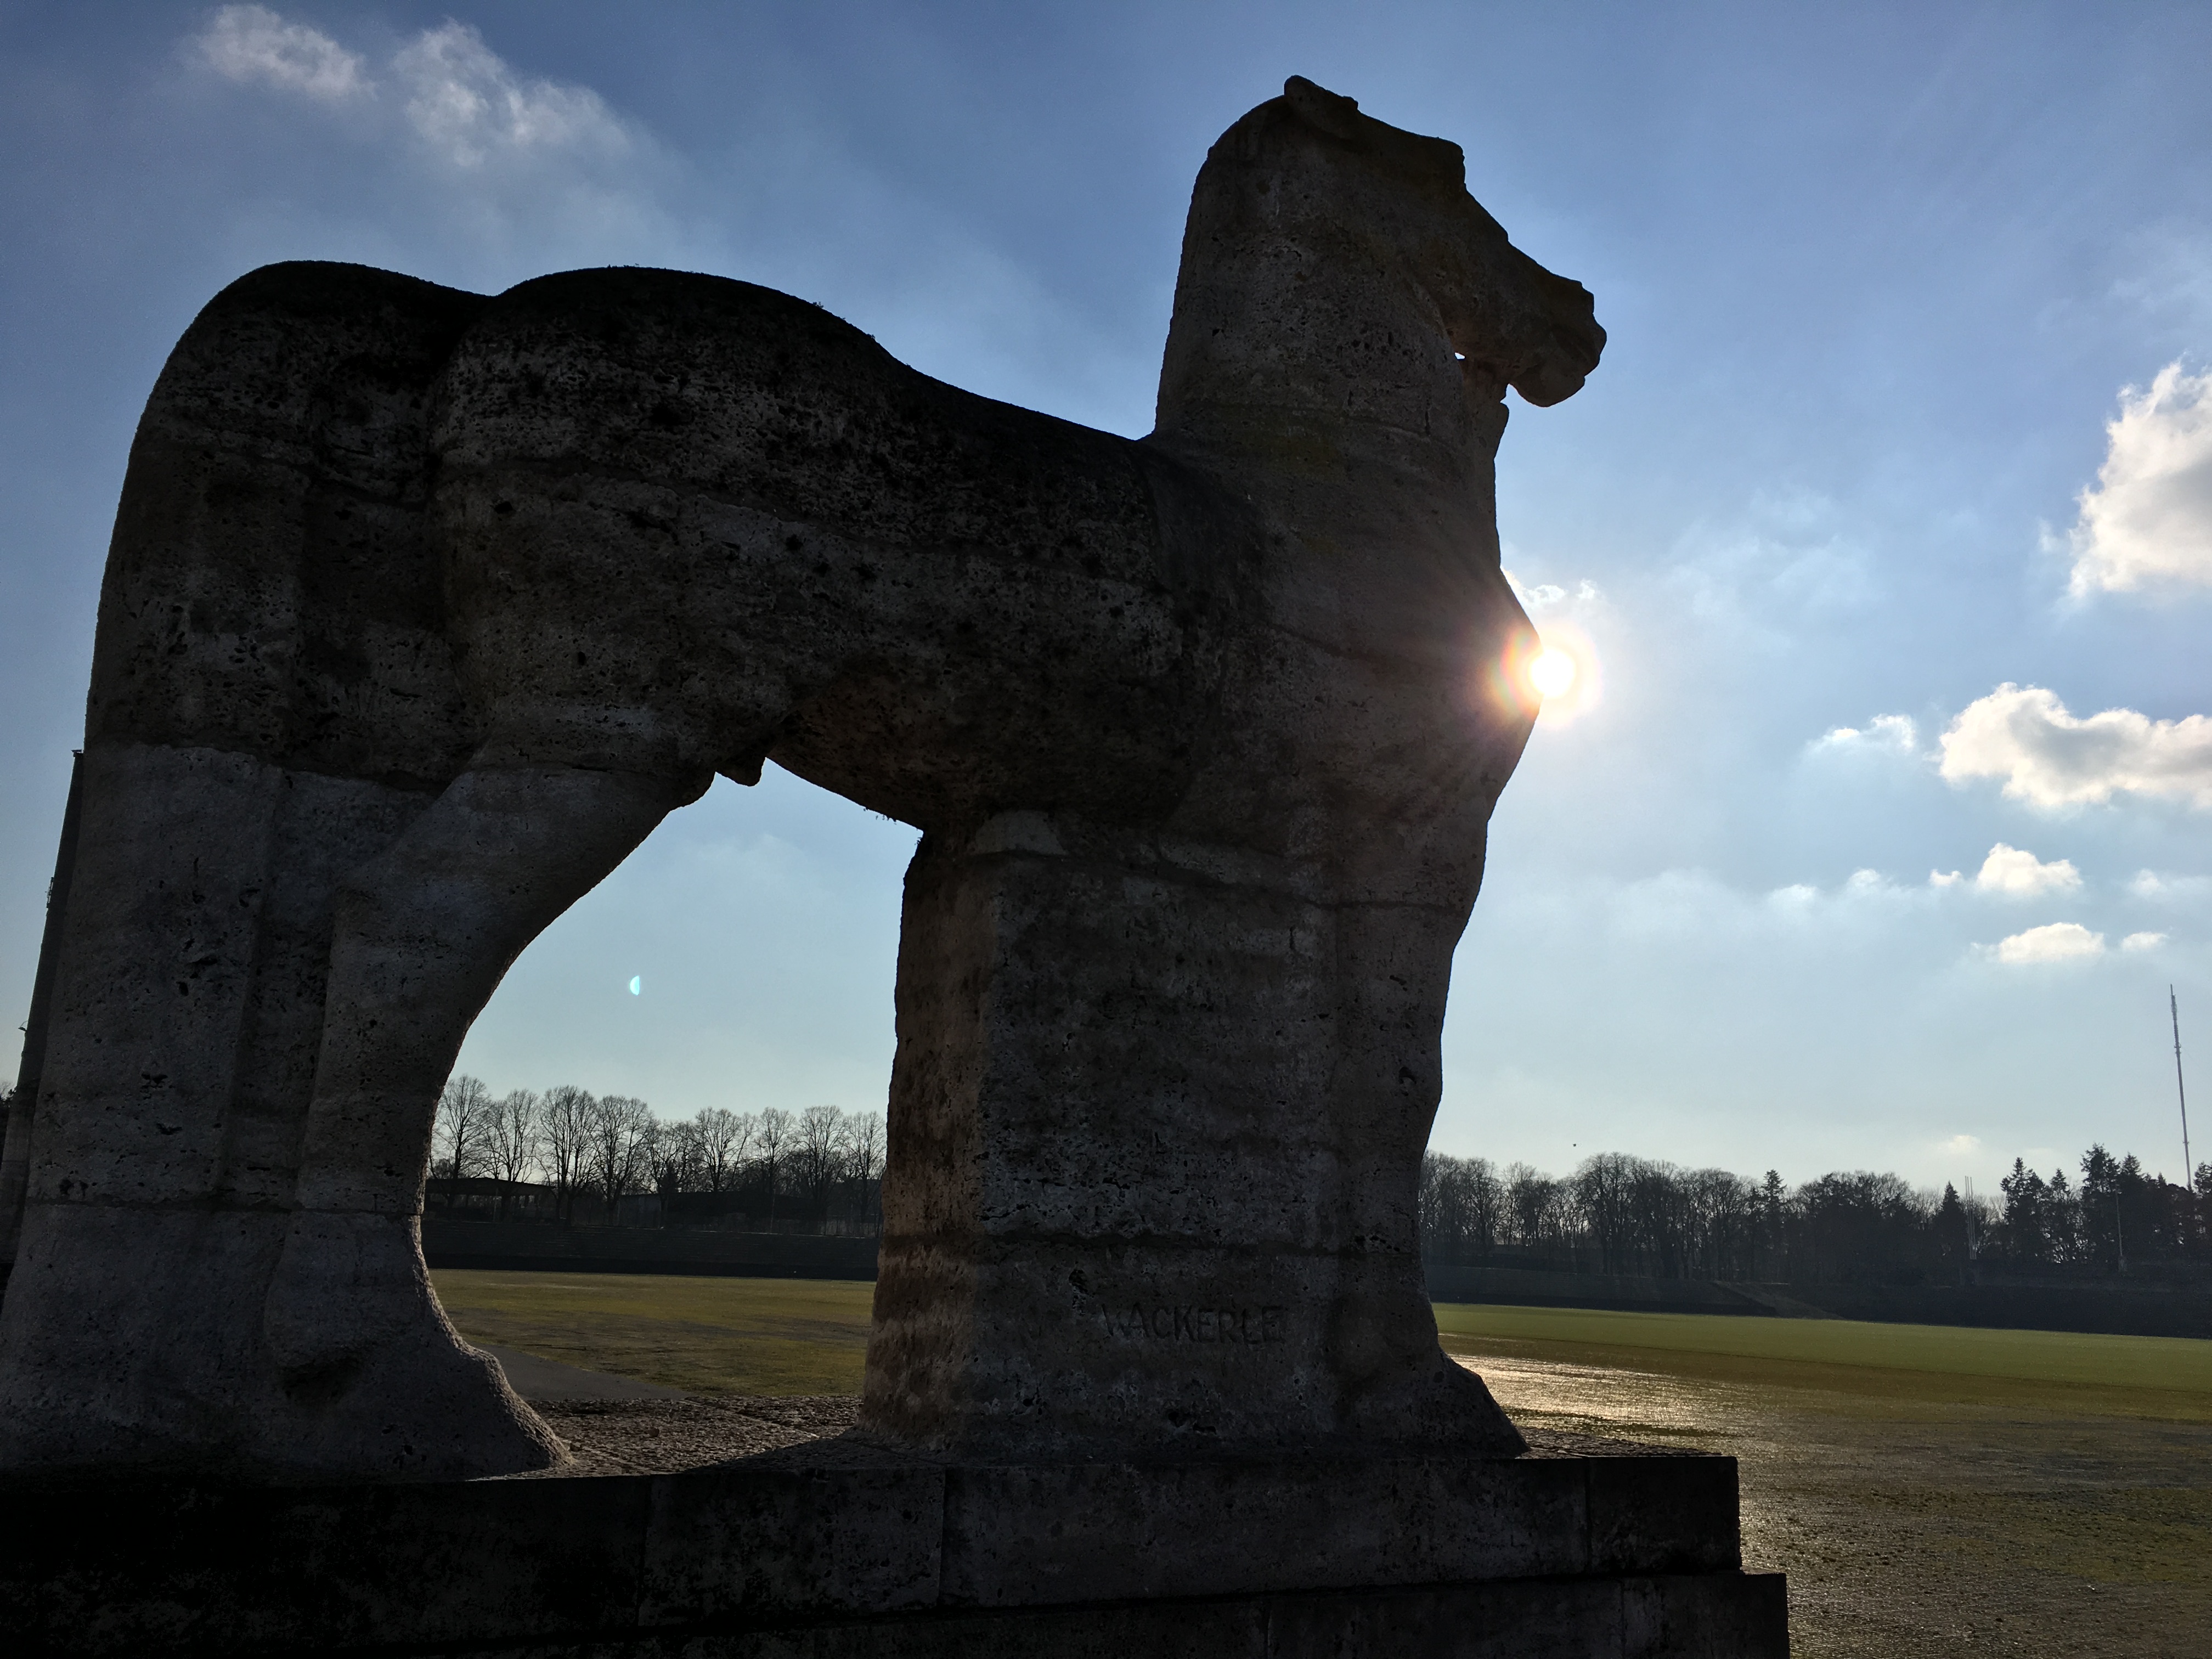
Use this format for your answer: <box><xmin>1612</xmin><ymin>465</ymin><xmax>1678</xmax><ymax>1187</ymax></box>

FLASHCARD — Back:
<box><xmin>0</xmin><ymin>1434</ymin><xmax>1786</xmax><ymax>1657</ymax></box>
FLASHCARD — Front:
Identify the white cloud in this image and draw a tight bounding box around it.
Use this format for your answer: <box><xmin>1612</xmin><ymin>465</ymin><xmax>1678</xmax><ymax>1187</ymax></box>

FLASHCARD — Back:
<box><xmin>187</xmin><ymin>12</ymin><xmax>634</xmax><ymax>170</ymax></box>
<box><xmin>2067</xmin><ymin>362</ymin><xmax>2212</xmax><ymax>595</ymax></box>
<box><xmin>1990</xmin><ymin>922</ymin><xmax>2104</xmax><ymax>964</ymax></box>
<box><xmin>1503</xmin><ymin>571</ymin><xmax>1602</xmax><ymax>612</ymax></box>
<box><xmin>1935</xmin><ymin>845</ymin><xmax>2080</xmax><ymax>894</ymax></box>
<box><xmin>1810</xmin><ymin>713</ymin><xmax>1918</xmax><ymax>757</ymax></box>
<box><xmin>1938</xmin><ymin>683</ymin><xmax>2212</xmax><ymax>810</ymax></box>
<box><xmin>191</xmin><ymin>5</ymin><xmax>367</xmax><ymax>102</ymax></box>
<box><xmin>392</xmin><ymin>22</ymin><xmax>634</xmax><ymax>168</ymax></box>
<box><xmin>2121</xmin><ymin>931</ymin><xmax>2168</xmax><ymax>951</ymax></box>
<box><xmin>1937</xmin><ymin>1133</ymin><xmax>1982</xmax><ymax>1156</ymax></box>
<box><xmin>1968</xmin><ymin>843</ymin><xmax>2081</xmax><ymax>898</ymax></box>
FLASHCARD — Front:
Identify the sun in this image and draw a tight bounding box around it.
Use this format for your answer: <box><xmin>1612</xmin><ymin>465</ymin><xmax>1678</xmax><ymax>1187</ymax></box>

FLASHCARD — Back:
<box><xmin>1528</xmin><ymin>647</ymin><xmax>1577</xmax><ymax>699</ymax></box>
<box><xmin>1483</xmin><ymin>626</ymin><xmax>1601</xmax><ymax>725</ymax></box>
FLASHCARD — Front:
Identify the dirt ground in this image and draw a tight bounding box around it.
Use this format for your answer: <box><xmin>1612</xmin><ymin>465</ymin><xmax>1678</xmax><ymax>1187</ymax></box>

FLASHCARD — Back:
<box><xmin>1458</xmin><ymin>1347</ymin><xmax>2212</xmax><ymax>1659</ymax></box>
<box><xmin>518</xmin><ymin>1395</ymin><xmax>862</xmax><ymax>1475</ymax></box>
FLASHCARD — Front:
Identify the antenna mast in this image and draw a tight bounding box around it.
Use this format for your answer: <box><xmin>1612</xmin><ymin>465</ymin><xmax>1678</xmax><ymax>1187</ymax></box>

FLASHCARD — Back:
<box><xmin>2174</xmin><ymin>986</ymin><xmax>2193</xmax><ymax>1184</ymax></box>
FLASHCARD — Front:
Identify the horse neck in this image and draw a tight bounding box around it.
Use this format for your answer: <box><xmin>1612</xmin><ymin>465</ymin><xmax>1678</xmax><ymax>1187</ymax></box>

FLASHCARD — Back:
<box><xmin>1145</xmin><ymin>272</ymin><xmax>1511</xmax><ymax>662</ymax></box>
<box><xmin>1146</xmin><ymin>233</ymin><xmax>1503</xmax><ymax>555</ymax></box>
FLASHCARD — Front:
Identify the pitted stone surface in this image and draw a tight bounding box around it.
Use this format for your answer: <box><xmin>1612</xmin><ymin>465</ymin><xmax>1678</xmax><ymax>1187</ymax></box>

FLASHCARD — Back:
<box><xmin>0</xmin><ymin>77</ymin><xmax>1604</xmax><ymax>1480</ymax></box>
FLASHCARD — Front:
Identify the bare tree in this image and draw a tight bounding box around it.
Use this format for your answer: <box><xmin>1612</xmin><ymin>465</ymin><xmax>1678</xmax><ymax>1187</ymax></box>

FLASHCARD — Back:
<box><xmin>755</xmin><ymin>1106</ymin><xmax>792</xmax><ymax>1230</ymax></box>
<box><xmin>1684</xmin><ymin>1167</ymin><xmax>1756</xmax><ymax>1280</ymax></box>
<box><xmin>648</xmin><ymin>1114</ymin><xmax>701</xmax><ymax>1226</ymax></box>
<box><xmin>539</xmin><ymin>1085</ymin><xmax>596</xmax><ymax>1223</ymax></box>
<box><xmin>1571</xmin><ymin>1154</ymin><xmax>1639</xmax><ymax>1275</ymax></box>
<box><xmin>432</xmin><ymin>1074</ymin><xmax>495</xmax><ymax>1185</ymax></box>
<box><xmin>1419</xmin><ymin>1153</ymin><xmax>1502</xmax><ymax>1263</ymax></box>
<box><xmin>844</xmin><ymin>1111</ymin><xmax>886</xmax><ymax>1227</ymax></box>
<box><xmin>585</xmin><ymin>1094</ymin><xmax>656</xmax><ymax>1222</ymax></box>
<box><xmin>483</xmin><ymin>1089</ymin><xmax>541</xmax><ymax>1220</ymax></box>
<box><xmin>1504</xmin><ymin>1162</ymin><xmax>1562</xmax><ymax>1250</ymax></box>
<box><xmin>693</xmin><ymin>1107</ymin><xmax>753</xmax><ymax>1195</ymax></box>
<box><xmin>797</xmin><ymin>1104</ymin><xmax>844</xmax><ymax>1227</ymax></box>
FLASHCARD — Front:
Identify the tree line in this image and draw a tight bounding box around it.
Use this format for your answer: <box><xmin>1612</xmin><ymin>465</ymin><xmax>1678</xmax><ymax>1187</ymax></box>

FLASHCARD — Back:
<box><xmin>429</xmin><ymin>1076</ymin><xmax>885</xmax><ymax>1234</ymax></box>
<box><xmin>1419</xmin><ymin>1146</ymin><xmax>2212</xmax><ymax>1285</ymax></box>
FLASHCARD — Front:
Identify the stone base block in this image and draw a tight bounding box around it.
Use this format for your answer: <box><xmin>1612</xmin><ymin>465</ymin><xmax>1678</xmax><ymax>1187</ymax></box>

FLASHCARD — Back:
<box><xmin>0</xmin><ymin>1434</ymin><xmax>1786</xmax><ymax>1657</ymax></box>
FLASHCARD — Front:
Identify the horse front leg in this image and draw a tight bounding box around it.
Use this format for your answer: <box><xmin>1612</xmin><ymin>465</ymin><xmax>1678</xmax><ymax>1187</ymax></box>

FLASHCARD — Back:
<box><xmin>262</xmin><ymin>760</ymin><xmax>702</xmax><ymax>1479</ymax></box>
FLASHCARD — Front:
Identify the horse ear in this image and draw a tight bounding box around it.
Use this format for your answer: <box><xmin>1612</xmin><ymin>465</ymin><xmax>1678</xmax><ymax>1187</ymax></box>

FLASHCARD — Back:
<box><xmin>1283</xmin><ymin>76</ymin><xmax>1363</xmax><ymax>139</ymax></box>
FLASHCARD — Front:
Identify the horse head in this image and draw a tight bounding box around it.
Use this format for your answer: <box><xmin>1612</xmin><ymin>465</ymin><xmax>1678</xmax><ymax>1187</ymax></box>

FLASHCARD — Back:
<box><xmin>1155</xmin><ymin>76</ymin><xmax>1603</xmax><ymax>472</ymax></box>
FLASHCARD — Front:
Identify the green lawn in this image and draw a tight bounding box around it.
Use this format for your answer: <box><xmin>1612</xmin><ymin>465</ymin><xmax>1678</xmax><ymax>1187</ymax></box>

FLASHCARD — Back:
<box><xmin>433</xmin><ymin>1271</ymin><xmax>2212</xmax><ymax>1413</ymax></box>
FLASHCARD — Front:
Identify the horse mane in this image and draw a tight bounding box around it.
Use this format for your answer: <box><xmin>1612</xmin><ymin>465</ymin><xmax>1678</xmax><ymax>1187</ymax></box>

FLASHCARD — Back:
<box><xmin>1217</xmin><ymin>76</ymin><xmax>1470</xmax><ymax>204</ymax></box>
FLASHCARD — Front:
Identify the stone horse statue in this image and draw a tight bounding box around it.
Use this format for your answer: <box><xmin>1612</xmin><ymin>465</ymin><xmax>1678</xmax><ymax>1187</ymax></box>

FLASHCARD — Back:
<box><xmin>0</xmin><ymin>78</ymin><xmax>1600</xmax><ymax>1479</ymax></box>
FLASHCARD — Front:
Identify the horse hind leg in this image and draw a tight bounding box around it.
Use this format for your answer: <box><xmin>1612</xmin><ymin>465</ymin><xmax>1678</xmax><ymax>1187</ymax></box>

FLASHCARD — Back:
<box><xmin>262</xmin><ymin>760</ymin><xmax>704</xmax><ymax>1480</ymax></box>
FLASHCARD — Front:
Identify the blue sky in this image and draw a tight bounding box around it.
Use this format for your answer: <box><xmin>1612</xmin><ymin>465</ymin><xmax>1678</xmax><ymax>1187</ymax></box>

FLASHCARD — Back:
<box><xmin>4</xmin><ymin>3</ymin><xmax>2211</xmax><ymax>1192</ymax></box>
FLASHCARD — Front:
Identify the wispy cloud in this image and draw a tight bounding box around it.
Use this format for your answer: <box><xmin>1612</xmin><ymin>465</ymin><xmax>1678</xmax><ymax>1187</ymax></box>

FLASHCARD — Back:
<box><xmin>193</xmin><ymin>5</ymin><xmax>368</xmax><ymax>103</ymax></box>
<box><xmin>177</xmin><ymin>6</ymin><xmax>674</xmax><ymax>283</ymax></box>
<box><xmin>1938</xmin><ymin>683</ymin><xmax>2212</xmax><ymax>810</ymax></box>
<box><xmin>2130</xmin><ymin>870</ymin><xmax>2212</xmax><ymax>901</ymax></box>
<box><xmin>1760</xmin><ymin>867</ymin><xmax>1933</xmax><ymax>925</ymax></box>
<box><xmin>391</xmin><ymin>22</ymin><xmax>634</xmax><ymax>169</ymax></box>
<box><xmin>185</xmin><ymin>9</ymin><xmax>640</xmax><ymax>171</ymax></box>
<box><xmin>2066</xmin><ymin>362</ymin><xmax>2212</xmax><ymax>596</ymax></box>
<box><xmin>1504</xmin><ymin>571</ymin><xmax>1604</xmax><ymax>612</ymax></box>
<box><xmin>170</xmin><ymin>6</ymin><xmax>1148</xmax><ymax>431</ymax></box>
<box><xmin>2121</xmin><ymin>930</ymin><xmax>2168</xmax><ymax>951</ymax></box>
<box><xmin>1666</xmin><ymin>490</ymin><xmax>1877</xmax><ymax>648</ymax></box>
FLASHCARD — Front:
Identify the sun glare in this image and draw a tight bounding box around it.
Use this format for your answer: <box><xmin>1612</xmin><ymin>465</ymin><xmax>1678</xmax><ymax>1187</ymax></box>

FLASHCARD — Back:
<box><xmin>1529</xmin><ymin>647</ymin><xmax>1577</xmax><ymax>699</ymax></box>
<box><xmin>1488</xmin><ymin>627</ymin><xmax>1600</xmax><ymax>726</ymax></box>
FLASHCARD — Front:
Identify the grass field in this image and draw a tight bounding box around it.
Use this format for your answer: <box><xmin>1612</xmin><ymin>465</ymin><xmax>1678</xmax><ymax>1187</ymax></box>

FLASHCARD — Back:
<box><xmin>432</xmin><ymin>1270</ymin><xmax>870</xmax><ymax>1396</ymax></box>
<box><xmin>433</xmin><ymin>1272</ymin><xmax>2212</xmax><ymax>1658</ymax></box>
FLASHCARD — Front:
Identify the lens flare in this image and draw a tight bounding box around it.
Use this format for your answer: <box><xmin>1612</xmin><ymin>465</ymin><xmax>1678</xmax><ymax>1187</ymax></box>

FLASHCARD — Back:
<box><xmin>1529</xmin><ymin>648</ymin><xmax>1577</xmax><ymax>698</ymax></box>
<box><xmin>628</xmin><ymin>975</ymin><xmax>642</xmax><ymax>996</ymax></box>
<box><xmin>1487</xmin><ymin>625</ymin><xmax>1602</xmax><ymax>726</ymax></box>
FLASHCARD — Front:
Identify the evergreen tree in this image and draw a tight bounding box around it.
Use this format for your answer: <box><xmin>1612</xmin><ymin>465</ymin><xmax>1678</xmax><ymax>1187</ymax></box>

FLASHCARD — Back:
<box><xmin>1935</xmin><ymin>1183</ymin><xmax>1970</xmax><ymax>1277</ymax></box>
<box><xmin>1999</xmin><ymin>1159</ymin><xmax>2049</xmax><ymax>1262</ymax></box>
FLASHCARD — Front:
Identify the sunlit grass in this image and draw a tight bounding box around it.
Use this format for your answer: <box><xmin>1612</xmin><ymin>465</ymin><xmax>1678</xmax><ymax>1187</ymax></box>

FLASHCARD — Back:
<box><xmin>1442</xmin><ymin>1310</ymin><xmax>2212</xmax><ymax>1656</ymax></box>
<box><xmin>1431</xmin><ymin>1302</ymin><xmax>2212</xmax><ymax>1421</ymax></box>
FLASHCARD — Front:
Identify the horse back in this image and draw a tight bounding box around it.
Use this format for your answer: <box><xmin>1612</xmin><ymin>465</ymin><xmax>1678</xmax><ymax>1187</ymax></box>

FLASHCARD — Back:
<box><xmin>435</xmin><ymin>269</ymin><xmax>1248</xmax><ymax>827</ymax></box>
